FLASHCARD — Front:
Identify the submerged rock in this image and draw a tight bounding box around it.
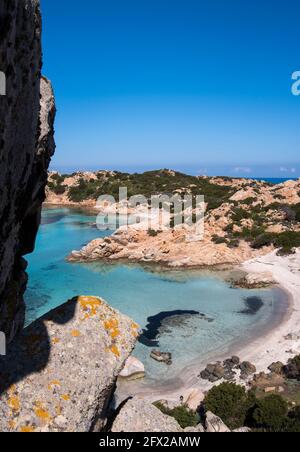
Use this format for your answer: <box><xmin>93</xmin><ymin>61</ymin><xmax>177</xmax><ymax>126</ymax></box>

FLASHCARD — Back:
<box><xmin>150</xmin><ymin>350</ymin><xmax>172</xmax><ymax>365</ymax></box>
<box><xmin>139</xmin><ymin>309</ymin><xmax>201</xmax><ymax>347</ymax></box>
<box><xmin>0</xmin><ymin>296</ymin><xmax>138</xmax><ymax>432</ymax></box>
<box><xmin>239</xmin><ymin>296</ymin><xmax>264</xmax><ymax>315</ymax></box>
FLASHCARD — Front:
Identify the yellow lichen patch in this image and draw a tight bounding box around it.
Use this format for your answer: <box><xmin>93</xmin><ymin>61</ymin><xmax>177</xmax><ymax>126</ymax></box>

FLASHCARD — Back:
<box><xmin>7</xmin><ymin>395</ymin><xmax>20</xmax><ymax>412</ymax></box>
<box><xmin>55</xmin><ymin>404</ymin><xmax>62</xmax><ymax>416</ymax></box>
<box><xmin>52</xmin><ymin>337</ymin><xmax>60</xmax><ymax>344</ymax></box>
<box><xmin>71</xmin><ymin>329</ymin><xmax>80</xmax><ymax>337</ymax></box>
<box><xmin>34</xmin><ymin>402</ymin><xmax>51</xmax><ymax>423</ymax></box>
<box><xmin>20</xmin><ymin>425</ymin><xmax>35</xmax><ymax>433</ymax></box>
<box><xmin>110</xmin><ymin>328</ymin><xmax>120</xmax><ymax>339</ymax></box>
<box><xmin>8</xmin><ymin>420</ymin><xmax>16</xmax><ymax>429</ymax></box>
<box><xmin>47</xmin><ymin>380</ymin><xmax>61</xmax><ymax>390</ymax></box>
<box><xmin>78</xmin><ymin>296</ymin><xmax>102</xmax><ymax>318</ymax></box>
<box><xmin>131</xmin><ymin>322</ymin><xmax>139</xmax><ymax>330</ymax></box>
<box><xmin>104</xmin><ymin>318</ymin><xmax>119</xmax><ymax>330</ymax></box>
<box><xmin>109</xmin><ymin>344</ymin><xmax>120</xmax><ymax>357</ymax></box>
<box><xmin>61</xmin><ymin>394</ymin><xmax>70</xmax><ymax>401</ymax></box>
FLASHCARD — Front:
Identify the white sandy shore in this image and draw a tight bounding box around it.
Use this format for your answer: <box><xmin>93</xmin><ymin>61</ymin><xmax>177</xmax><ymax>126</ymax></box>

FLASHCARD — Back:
<box><xmin>116</xmin><ymin>249</ymin><xmax>300</xmax><ymax>405</ymax></box>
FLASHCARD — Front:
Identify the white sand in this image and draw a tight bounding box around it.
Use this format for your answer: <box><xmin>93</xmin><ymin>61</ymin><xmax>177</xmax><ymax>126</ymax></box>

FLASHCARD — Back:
<box><xmin>116</xmin><ymin>249</ymin><xmax>300</xmax><ymax>404</ymax></box>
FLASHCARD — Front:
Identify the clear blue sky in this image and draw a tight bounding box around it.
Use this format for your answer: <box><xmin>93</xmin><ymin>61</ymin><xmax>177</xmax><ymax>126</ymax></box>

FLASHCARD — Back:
<box><xmin>42</xmin><ymin>0</ymin><xmax>300</xmax><ymax>177</ymax></box>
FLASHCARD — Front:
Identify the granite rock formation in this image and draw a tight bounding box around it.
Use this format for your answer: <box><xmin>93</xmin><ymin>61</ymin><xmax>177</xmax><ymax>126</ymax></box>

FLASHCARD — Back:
<box><xmin>0</xmin><ymin>296</ymin><xmax>139</xmax><ymax>432</ymax></box>
<box><xmin>0</xmin><ymin>0</ymin><xmax>55</xmax><ymax>342</ymax></box>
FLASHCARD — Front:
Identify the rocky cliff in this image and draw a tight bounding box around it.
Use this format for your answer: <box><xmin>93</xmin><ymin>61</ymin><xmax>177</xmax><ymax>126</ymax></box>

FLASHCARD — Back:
<box><xmin>0</xmin><ymin>0</ymin><xmax>55</xmax><ymax>342</ymax></box>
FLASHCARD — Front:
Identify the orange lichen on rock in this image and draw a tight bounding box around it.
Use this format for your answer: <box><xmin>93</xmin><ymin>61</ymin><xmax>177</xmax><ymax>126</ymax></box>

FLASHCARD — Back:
<box><xmin>20</xmin><ymin>425</ymin><xmax>35</xmax><ymax>433</ymax></box>
<box><xmin>8</xmin><ymin>420</ymin><xmax>16</xmax><ymax>429</ymax></box>
<box><xmin>7</xmin><ymin>395</ymin><xmax>20</xmax><ymax>412</ymax></box>
<box><xmin>52</xmin><ymin>337</ymin><xmax>60</xmax><ymax>344</ymax></box>
<box><xmin>78</xmin><ymin>296</ymin><xmax>102</xmax><ymax>319</ymax></box>
<box><xmin>61</xmin><ymin>394</ymin><xmax>70</xmax><ymax>401</ymax></box>
<box><xmin>109</xmin><ymin>344</ymin><xmax>120</xmax><ymax>357</ymax></box>
<box><xmin>104</xmin><ymin>317</ymin><xmax>120</xmax><ymax>339</ymax></box>
<box><xmin>110</xmin><ymin>328</ymin><xmax>120</xmax><ymax>339</ymax></box>
<box><xmin>34</xmin><ymin>402</ymin><xmax>51</xmax><ymax>423</ymax></box>
<box><xmin>48</xmin><ymin>380</ymin><xmax>61</xmax><ymax>390</ymax></box>
<box><xmin>71</xmin><ymin>329</ymin><xmax>80</xmax><ymax>337</ymax></box>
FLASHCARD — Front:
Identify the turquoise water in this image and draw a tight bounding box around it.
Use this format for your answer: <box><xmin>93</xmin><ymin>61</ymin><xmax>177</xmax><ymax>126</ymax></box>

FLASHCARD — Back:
<box><xmin>25</xmin><ymin>207</ymin><xmax>285</xmax><ymax>381</ymax></box>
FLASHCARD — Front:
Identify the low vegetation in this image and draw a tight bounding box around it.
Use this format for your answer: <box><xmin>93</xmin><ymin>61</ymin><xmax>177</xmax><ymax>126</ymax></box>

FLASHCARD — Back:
<box><xmin>202</xmin><ymin>358</ymin><xmax>300</xmax><ymax>432</ymax></box>
<box><xmin>49</xmin><ymin>169</ymin><xmax>236</xmax><ymax>210</ymax></box>
<box><xmin>154</xmin><ymin>402</ymin><xmax>200</xmax><ymax>429</ymax></box>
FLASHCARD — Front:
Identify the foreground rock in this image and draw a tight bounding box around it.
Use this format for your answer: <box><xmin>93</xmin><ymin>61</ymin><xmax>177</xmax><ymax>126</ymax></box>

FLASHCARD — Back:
<box><xmin>119</xmin><ymin>356</ymin><xmax>145</xmax><ymax>381</ymax></box>
<box><xmin>112</xmin><ymin>398</ymin><xmax>183</xmax><ymax>432</ymax></box>
<box><xmin>0</xmin><ymin>1</ymin><xmax>56</xmax><ymax>342</ymax></box>
<box><xmin>205</xmin><ymin>411</ymin><xmax>230</xmax><ymax>433</ymax></box>
<box><xmin>0</xmin><ymin>296</ymin><xmax>138</xmax><ymax>432</ymax></box>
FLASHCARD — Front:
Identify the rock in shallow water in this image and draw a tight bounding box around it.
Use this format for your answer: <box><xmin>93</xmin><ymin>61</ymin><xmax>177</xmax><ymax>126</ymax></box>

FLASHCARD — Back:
<box><xmin>119</xmin><ymin>356</ymin><xmax>145</xmax><ymax>381</ymax></box>
<box><xmin>150</xmin><ymin>350</ymin><xmax>172</xmax><ymax>365</ymax></box>
<box><xmin>0</xmin><ymin>296</ymin><xmax>138</xmax><ymax>432</ymax></box>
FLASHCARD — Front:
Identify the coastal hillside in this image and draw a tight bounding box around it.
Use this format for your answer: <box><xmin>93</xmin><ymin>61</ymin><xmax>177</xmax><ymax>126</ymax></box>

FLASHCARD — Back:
<box><xmin>52</xmin><ymin>170</ymin><xmax>300</xmax><ymax>267</ymax></box>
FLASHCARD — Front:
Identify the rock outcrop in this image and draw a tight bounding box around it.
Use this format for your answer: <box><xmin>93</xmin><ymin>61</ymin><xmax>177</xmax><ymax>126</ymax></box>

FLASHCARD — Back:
<box><xmin>112</xmin><ymin>398</ymin><xmax>183</xmax><ymax>432</ymax></box>
<box><xmin>0</xmin><ymin>0</ymin><xmax>55</xmax><ymax>342</ymax></box>
<box><xmin>0</xmin><ymin>296</ymin><xmax>139</xmax><ymax>432</ymax></box>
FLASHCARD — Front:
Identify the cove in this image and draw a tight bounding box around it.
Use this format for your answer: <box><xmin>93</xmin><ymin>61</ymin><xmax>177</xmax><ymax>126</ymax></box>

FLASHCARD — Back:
<box><xmin>25</xmin><ymin>206</ymin><xmax>286</xmax><ymax>382</ymax></box>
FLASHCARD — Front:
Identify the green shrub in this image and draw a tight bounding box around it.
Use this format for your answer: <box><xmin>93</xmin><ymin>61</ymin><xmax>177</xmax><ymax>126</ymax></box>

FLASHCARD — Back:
<box><xmin>212</xmin><ymin>235</ymin><xmax>228</xmax><ymax>244</ymax></box>
<box><xmin>148</xmin><ymin>229</ymin><xmax>159</xmax><ymax>237</ymax></box>
<box><xmin>283</xmin><ymin>355</ymin><xmax>300</xmax><ymax>381</ymax></box>
<box><xmin>284</xmin><ymin>406</ymin><xmax>300</xmax><ymax>432</ymax></box>
<box><xmin>204</xmin><ymin>382</ymin><xmax>256</xmax><ymax>430</ymax></box>
<box><xmin>252</xmin><ymin>394</ymin><xmax>288</xmax><ymax>431</ymax></box>
<box><xmin>154</xmin><ymin>402</ymin><xmax>200</xmax><ymax>429</ymax></box>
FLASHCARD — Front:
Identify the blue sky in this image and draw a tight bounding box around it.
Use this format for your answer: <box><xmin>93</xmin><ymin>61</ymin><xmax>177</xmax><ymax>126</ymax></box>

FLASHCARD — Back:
<box><xmin>42</xmin><ymin>0</ymin><xmax>300</xmax><ymax>177</ymax></box>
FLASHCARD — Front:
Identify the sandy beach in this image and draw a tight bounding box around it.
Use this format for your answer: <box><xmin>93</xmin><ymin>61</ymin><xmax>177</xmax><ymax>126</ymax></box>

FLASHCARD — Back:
<box><xmin>116</xmin><ymin>248</ymin><xmax>300</xmax><ymax>405</ymax></box>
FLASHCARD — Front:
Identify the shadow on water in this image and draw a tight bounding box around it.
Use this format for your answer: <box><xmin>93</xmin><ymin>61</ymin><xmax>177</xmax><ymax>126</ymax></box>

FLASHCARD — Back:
<box><xmin>239</xmin><ymin>296</ymin><xmax>264</xmax><ymax>315</ymax></box>
<box><xmin>139</xmin><ymin>309</ymin><xmax>205</xmax><ymax>347</ymax></box>
<box><xmin>0</xmin><ymin>299</ymin><xmax>77</xmax><ymax>396</ymax></box>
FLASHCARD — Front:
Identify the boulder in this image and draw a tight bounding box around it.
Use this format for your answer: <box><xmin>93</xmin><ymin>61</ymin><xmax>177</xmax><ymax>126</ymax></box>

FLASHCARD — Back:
<box><xmin>200</xmin><ymin>362</ymin><xmax>225</xmax><ymax>382</ymax></box>
<box><xmin>233</xmin><ymin>427</ymin><xmax>251</xmax><ymax>432</ymax></box>
<box><xmin>239</xmin><ymin>361</ymin><xmax>256</xmax><ymax>380</ymax></box>
<box><xmin>268</xmin><ymin>362</ymin><xmax>284</xmax><ymax>375</ymax></box>
<box><xmin>0</xmin><ymin>296</ymin><xmax>138</xmax><ymax>432</ymax></box>
<box><xmin>119</xmin><ymin>356</ymin><xmax>145</xmax><ymax>381</ymax></box>
<box><xmin>205</xmin><ymin>411</ymin><xmax>230</xmax><ymax>433</ymax></box>
<box><xmin>183</xmin><ymin>388</ymin><xmax>204</xmax><ymax>412</ymax></box>
<box><xmin>112</xmin><ymin>398</ymin><xmax>182</xmax><ymax>432</ymax></box>
<box><xmin>184</xmin><ymin>424</ymin><xmax>205</xmax><ymax>432</ymax></box>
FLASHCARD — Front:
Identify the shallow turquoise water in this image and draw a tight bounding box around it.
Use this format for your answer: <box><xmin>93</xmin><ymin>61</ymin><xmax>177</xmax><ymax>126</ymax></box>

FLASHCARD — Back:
<box><xmin>25</xmin><ymin>207</ymin><xmax>285</xmax><ymax>381</ymax></box>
